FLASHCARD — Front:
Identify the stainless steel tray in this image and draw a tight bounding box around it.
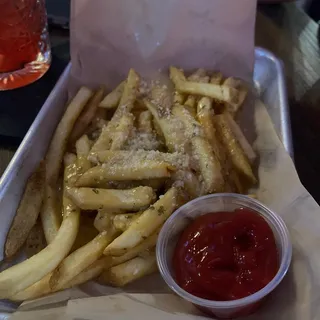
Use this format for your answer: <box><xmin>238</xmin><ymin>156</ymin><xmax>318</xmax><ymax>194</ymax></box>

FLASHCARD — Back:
<box><xmin>0</xmin><ymin>47</ymin><xmax>292</xmax><ymax>316</ymax></box>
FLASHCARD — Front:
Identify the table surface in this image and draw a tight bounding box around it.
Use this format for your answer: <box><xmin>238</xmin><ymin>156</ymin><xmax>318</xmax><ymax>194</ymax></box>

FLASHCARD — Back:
<box><xmin>1</xmin><ymin>3</ymin><xmax>320</xmax><ymax>202</ymax></box>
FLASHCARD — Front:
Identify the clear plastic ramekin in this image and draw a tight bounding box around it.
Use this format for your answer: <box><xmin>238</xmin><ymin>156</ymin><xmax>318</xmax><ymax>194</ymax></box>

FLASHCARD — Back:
<box><xmin>156</xmin><ymin>193</ymin><xmax>292</xmax><ymax>319</ymax></box>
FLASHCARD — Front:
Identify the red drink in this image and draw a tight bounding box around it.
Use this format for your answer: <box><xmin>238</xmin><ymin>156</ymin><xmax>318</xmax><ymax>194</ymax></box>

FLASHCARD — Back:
<box><xmin>0</xmin><ymin>0</ymin><xmax>51</xmax><ymax>90</ymax></box>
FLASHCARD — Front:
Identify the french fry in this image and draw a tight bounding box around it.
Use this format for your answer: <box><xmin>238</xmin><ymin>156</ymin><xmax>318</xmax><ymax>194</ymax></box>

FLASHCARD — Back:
<box><xmin>103</xmin><ymin>229</ymin><xmax>159</xmax><ymax>267</ymax></box>
<box><xmin>112</xmin><ymin>212</ymin><xmax>142</xmax><ymax>232</ymax></box>
<box><xmin>214</xmin><ymin>114</ymin><xmax>256</xmax><ymax>184</ymax></box>
<box><xmin>171</xmin><ymin>170</ymin><xmax>202</xmax><ymax>199</ymax></box>
<box><xmin>69</xmin><ymin>87</ymin><xmax>104</xmax><ymax>144</ymax></box>
<box><xmin>49</xmin><ymin>229</ymin><xmax>118</xmax><ymax>291</ymax></box>
<box><xmin>76</xmin><ymin>161</ymin><xmax>174</xmax><ymax>187</ymax></box>
<box><xmin>99</xmin><ymin>253</ymin><xmax>157</xmax><ymax>287</ymax></box>
<box><xmin>223</xmin><ymin>77</ymin><xmax>247</xmax><ymax>114</ymax></box>
<box><xmin>144</xmin><ymin>99</ymin><xmax>186</xmax><ymax>152</ymax></box>
<box><xmin>94</xmin><ymin>210</ymin><xmax>121</xmax><ymax>233</ymax></box>
<box><xmin>184</xmin><ymin>69</ymin><xmax>209</xmax><ymax>113</ymax></box>
<box><xmin>0</xmin><ymin>205</ymin><xmax>79</xmax><ymax>298</ymax></box>
<box><xmin>104</xmin><ymin>187</ymin><xmax>178</xmax><ymax>256</ymax></box>
<box><xmin>173</xmin><ymin>91</ymin><xmax>185</xmax><ymax>105</ymax></box>
<box><xmin>172</xmin><ymin>105</ymin><xmax>224</xmax><ymax>193</ymax></box>
<box><xmin>75</xmin><ymin>135</ymin><xmax>92</xmax><ymax>158</ymax></box>
<box><xmin>88</xmin><ymin>150</ymin><xmax>185</xmax><ymax>166</ymax></box>
<box><xmin>224</xmin><ymin>112</ymin><xmax>256</xmax><ymax>163</ymax></box>
<box><xmin>25</xmin><ymin>219</ymin><xmax>46</xmax><ymax>258</ymax></box>
<box><xmin>99</xmin><ymin>81</ymin><xmax>125</xmax><ymax>109</ymax></box>
<box><xmin>41</xmin><ymin>87</ymin><xmax>92</xmax><ymax>243</ymax></box>
<box><xmin>64</xmin><ymin>258</ymin><xmax>107</xmax><ymax>289</ymax></box>
<box><xmin>10</xmin><ymin>273</ymin><xmax>52</xmax><ymax>301</ymax></box>
<box><xmin>138</xmin><ymin>110</ymin><xmax>153</xmax><ymax>134</ymax></box>
<box><xmin>66</xmin><ymin>186</ymin><xmax>155</xmax><ymax>211</ymax></box>
<box><xmin>170</xmin><ymin>66</ymin><xmax>241</xmax><ymax>105</ymax></box>
<box><xmin>91</xmin><ymin>69</ymin><xmax>139</xmax><ymax>152</ymax></box>
<box><xmin>110</xmin><ymin>113</ymin><xmax>134</xmax><ymax>150</ymax></box>
<box><xmin>5</xmin><ymin>161</ymin><xmax>45</xmax><ymax>258</ymax></box>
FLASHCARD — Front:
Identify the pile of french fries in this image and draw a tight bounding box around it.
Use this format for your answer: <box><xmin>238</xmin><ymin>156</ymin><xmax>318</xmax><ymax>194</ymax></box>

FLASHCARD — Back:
<box><xmin>0</xmin><ymin>66</ymin><xmax>256</xmax><ymax>301</ymax></box>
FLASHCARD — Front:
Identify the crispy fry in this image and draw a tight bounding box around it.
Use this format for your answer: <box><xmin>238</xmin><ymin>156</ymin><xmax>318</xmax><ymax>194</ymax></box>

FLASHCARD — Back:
<box><xmin>64</xmin><ymin>258</ymin><xmax>106</xmax><ymax>289</ymax></box>
<box><xmin>104</xmin><ymin>187</ymin><xmax>178</xmax><ymax>256</ymax></box>
<box><xmin>69</xmin><ymin>87</ymin><xmax>104</xmax><ymax>144</ymax></box>
<box><xmin>49</xmin><ymin>229</ymin><xmax>118</xmax><ymax>291</ymax></box>
<box><xmin>75</xmin><ymin>135</ymin><xmax>92</xmax><ymax>158</ymax></box>
<box><xmin>173</xmin><ymin>91</ymin><xmax>185</xmax><ymax>105</ymax></box>
<box><xmin>171</xmin><ymin>170</ymin><xmax>202</xmax><ymax>199</ymax></box>
<box><xmin>110</xmin><ymin>113</ymin><xmax>134</xmax><ymax>150</ymax></box>
<box><xmin>223</xmin><ymin>77</ymin><xmax>247</xmax><ymax>114</ymax></box>
<box><xmin>99</xmin><ymin>253</ymin><xmax>157</xmax><ymax>287</ymax></box>
<box><xmin>210</xmin><ymin>72</ymin><xmax>223</xmax><ymax>85</ymax></box>
<box><xmin>112</xmin><ymin>212</ymin><xmax>142</xmax><ymax>232</ymax></box>
<box><xmin>41</xmin><ymin>87</ymin><xmax>92</xmax><ymax>243</ymax></box>
<box><xmin>94</xmin><ymin>210</ymin><xmax>121</xmax><ymax>233</ymax></box>
<box><xmin>91</xmin><ymin>69</ymin><xmax>139</xmax><ymax>152</ymax></box>
<box><xmin>173</xmin><ymin>105</ymin><xmax>224</xmax><ymax>193</ymax></box>
<box><xmin>76</xmin><ymin>161</ymin><xmax>174</xmax><ymax>187</ymax></box>
<box><xmin>103</xmin><ymin>229</ymin><xmax>159</xmax><ymax>268</ymax></box>
<box><xmin>144</xmin><ymin>99</ymin><xmax>186</xmax><ymax>152</ymax></box>
<box><xmin>224</xmin><ymin>112</ymin><xmax>256</xmax><ymax>163</ymax></box>
<box><xmin>0</xmin><ymin>206</ymin><xmax>79</xmax><ymax>298</ymax></box>
<box><xmin>99</xmin><ymin>81</ymin><xmax>125</xmax><ymax>109</ymax></box>
<box><xmin>214</xmin><ymin>114</ymin><xmax>256</xmax><ymax>184</ymax></box>
<box><xmin>10</xmin><ymin>273</ymin><xmax>52</xmax><ymax>301</ymax></box>
<box><xmin>67</xmin><ymin>186</ymin><xmax>155</xmax><ymax>211</ymax></box>
<box><xmin>170</xmin><ymin>66</ymin><xmax>241</xmax><ymax>105</ymax></box>
<box><xmin>138</xmin><ymin>110</ymin><xmax>153</xmax><ymax>134</ymax></box>
<box><xmin>5</xmin><ymin>161</ymin><xmax>45</xmax><ymax>258</ymax></box>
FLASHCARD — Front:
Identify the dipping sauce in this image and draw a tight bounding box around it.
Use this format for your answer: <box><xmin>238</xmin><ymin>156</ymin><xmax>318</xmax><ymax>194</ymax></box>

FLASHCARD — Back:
<box><xmin>173</xmin><ymin>208</ymin><xmax>279</xmax><ymax>301</ymax></box>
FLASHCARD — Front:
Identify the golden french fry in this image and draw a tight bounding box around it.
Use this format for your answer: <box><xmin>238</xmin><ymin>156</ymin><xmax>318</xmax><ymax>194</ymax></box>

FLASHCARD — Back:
<box><xmin>104</xmin><ymin>187</ymin><xmax>178</xmax><ymax>256</ymax></box>
<box><xmin>99</xmin><ymin>253</ymin><xmax>157</xmax><ymax>287</ymax></box>
<box><xmin>49</xmin><ymin>229</ymin><xmax>118</xmax><ymax>291</ymax></box>
<box><xmin>75</xmin><ymin>135</ymin><xmax>92</xmax><ymax>158</ymax></box>
<box><xmin>103</xmin><ymin>229</ymin><xmax>159</xmax><ymax>268</ymax></box>
<box><xmin>138</xmin><ymin>110</ymin><xmax>153</xmax><ymax>134</ymax></box>
<box><xmin>76</xmin><ymin>161</ymin><xmax>174</xmax><ymax>187</ymax></box>
<box><xmin>214</xmin><ymin>114</ymin><xmax>256</xmax><ymax>184</ymax></box>
<box><xmin>0</xmin><ymin>206</ymin><xmax>79</xmax><ymax>298</ymax></box>
<box><xmin>171</xmin><ymin>170</ymin><xmax>202</xmax><ymax>199</ymax></box>
<box><xmin>67</xmin><ymin>186</ymin><xmax>155</xmax><ymax>211</ymax></box>
<box><xmin>10</xmin><ymin>273</ymin><xmax>52</xmax><ymax>301</ymax></box>
<box><xmin>69</xmin><ymin>87</ymin><xmax>104</xmax><ymax>144</ymax></box>
<box><xmin>64</xmin><ymin>258</ymin><xmax>106</xmax><ymax>289</ymax></box>
<box><xmin>184</xmin><ymin>70</ymin><xmax>209</xmax><ymax>112</ymax></box>
<box><xmin>41</xmin><ymin>87</ymin><xmax>92</xmax><ymax>243</ymax></box>
<box><xmin>224</xmin><ymin>112</ymin><xmax>256</xmax><ymax>163</ymax></box>
<box><xmin>91</xmin><ymin>69</ymin><xmax>139</xmax><ymax>152</ymax></box>
<box><xmin>144</xmin><ymin>99</ymin><xmax>186</xmax><ymax>152</ymax></box>
<box><xmin>99</xmin><ymin>81</ymin><xmax>125</xmax><ymax>109</ymax></box>
<box><xmin>172</xmin><ymin>105</ymin><xmax>224</xmax><ymax>193</ymax></box>
<box><xmin>25</xmin><ymin>219</ymin><xmax>46</xmax><ymax>259</ymax></box>
<box><xmin>110</xmin><ymin>113</ymin><xmax>134</xmax><ymax>150</ymax></box>
<box><xmin>5</xmin><ymin>161</ymin><xmax>45</xmax><ymax>258</ymax></box>
<box><xmin>173</xmin><ymin>91</ymin><xmax>185</xmax><ymax>105</ymax></box>
<box><xmin>112</xmin><ymin>212</ymin><xmax>142</xmax><ymax>232</ymax></box>
<box><xmin>170</xmin><ymin>66</ymin><xmax>241</xmax><ymax>105</ymax></box>
<box><xmin>223</xmin><ymin>77</ymin><xmax>247</xmax><ymax>114</ymax></box>
<box><xmin>94</xmin><ymin>210</ymin><xmax>121</xmax><ymax>233</ymax></box>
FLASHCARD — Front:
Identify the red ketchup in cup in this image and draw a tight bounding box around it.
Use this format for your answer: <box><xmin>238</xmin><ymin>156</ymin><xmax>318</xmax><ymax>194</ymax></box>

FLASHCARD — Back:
<box><xmin>173</xmin><ymin>209</ymin><xmax>278</xmax><ymax>309</ymax></box>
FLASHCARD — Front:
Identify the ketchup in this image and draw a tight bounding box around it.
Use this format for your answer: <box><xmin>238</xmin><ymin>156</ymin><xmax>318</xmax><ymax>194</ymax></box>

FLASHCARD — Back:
<box><xmin>173</xmin><ymin>209</ymin><xmax>279</xmax><ymax>301</ymax></box>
